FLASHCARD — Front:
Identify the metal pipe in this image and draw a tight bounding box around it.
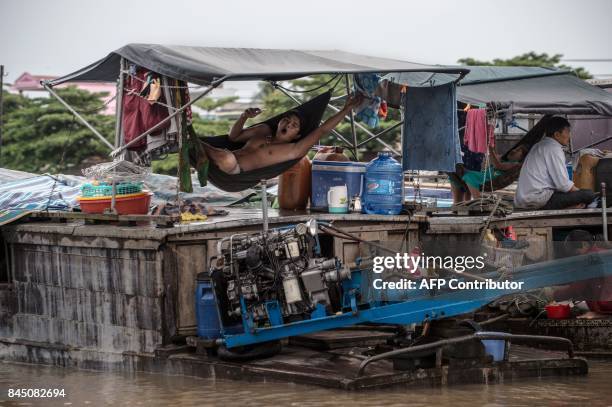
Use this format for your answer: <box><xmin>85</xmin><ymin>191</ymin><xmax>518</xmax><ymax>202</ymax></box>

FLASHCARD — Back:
<box><xmin>345</xmin><ymin>74</ymin><xmax>358</xmax><ymax>158</ymax></box>
<box><xmin>110</xmin><ymin>180</ymin><xmax>117</xmax><ymax>214</ymax></box>
<box><xmin>261</xmin><ymin>179</ymin><xmax>268</xmax><ymax>234</ymax></box>
<box><xmin>576</xmin><ymin>135</ymin><xmax>612</xmax><ymax>151</ymax></box>
<box><xmin>477</xmin><ymin>313</ymin><xmax>510</xmax><ymax>327</ymax></box>
<box><xmin>602</xmin><ymin>182</ymin><xmax>608</xmax><ymax>241</ymax></box>
<box><xmin>114</xmin><ymin>58</ymin><xmax>126</xmax><ymax>149</ymax></box>
<box><xmin>42</xmin><ymin>82</ymin><xmax>114</xmax><ymax>150</ymax></box>
<box><xmin>356</xmin><ymin>121</ymin><xmax>403</xmax><ymax>148</ymax></box>
<box><xmin>325</xmin><ymin>98</ymin><xmax>400</xmax><ymax>155</ymax></box>
<box><xmin>356</xmin><ymin>331</ymin><xmax>574</xmax><ymax>377</ymax></box>
<box><xmin>109</xmin><ymin>76</ymin><xmax>228</xmax><ymax>156</ymax></box>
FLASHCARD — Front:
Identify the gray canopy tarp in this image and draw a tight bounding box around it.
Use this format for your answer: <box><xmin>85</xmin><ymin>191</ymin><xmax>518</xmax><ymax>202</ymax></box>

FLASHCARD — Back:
<box><xmin>47</xmin><ymin>43</ymin><xmax>468</xmax><ymax>87</ymax></box>
<box><xmin>386</xmin><ymin>66</ymin><xmax>612</xmax><ymax>116</ymax></box>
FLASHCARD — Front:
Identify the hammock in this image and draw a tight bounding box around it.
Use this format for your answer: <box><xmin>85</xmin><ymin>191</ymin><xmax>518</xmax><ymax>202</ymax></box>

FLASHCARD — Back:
<box><xmin>189</xmin><ymin>90</ymin><xmax>332</xmax><ymax>192</ymax></box>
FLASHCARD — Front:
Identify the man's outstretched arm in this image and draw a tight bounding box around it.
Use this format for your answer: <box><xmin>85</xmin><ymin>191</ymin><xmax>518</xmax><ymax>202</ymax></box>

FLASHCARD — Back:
<box><xmin>291</xmin><ymin>94</ymin><xmax>363</xmax><ymax>159</ymax></box>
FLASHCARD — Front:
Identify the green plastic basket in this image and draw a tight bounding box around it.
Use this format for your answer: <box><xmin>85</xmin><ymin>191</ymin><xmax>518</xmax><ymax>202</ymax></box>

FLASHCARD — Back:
<box><xmin>81</xmin><ymin>181</ymin><xmax>143</xmax><ymax>198</ymax></box>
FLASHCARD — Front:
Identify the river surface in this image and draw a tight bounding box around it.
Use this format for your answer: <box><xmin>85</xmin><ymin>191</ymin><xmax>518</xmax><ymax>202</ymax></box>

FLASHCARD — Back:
<box><xmin>1</xmin><ymin>360</ymin><xmax>611</xmax><ymax>406</ymax></box>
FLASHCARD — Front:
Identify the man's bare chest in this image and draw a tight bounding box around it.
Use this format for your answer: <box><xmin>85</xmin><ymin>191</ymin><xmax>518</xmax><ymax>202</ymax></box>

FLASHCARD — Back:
<box><xmin>240</xmin><ymin>137</ymin><xmax>277</xmax><ymax>157</ymax></box>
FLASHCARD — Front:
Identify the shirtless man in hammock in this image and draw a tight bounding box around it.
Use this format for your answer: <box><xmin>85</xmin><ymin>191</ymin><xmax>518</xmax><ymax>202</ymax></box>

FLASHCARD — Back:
<box><xmin>201</xmin><ymin>94</ymin><xmax>363</xmax><ymax>174</ymax></box>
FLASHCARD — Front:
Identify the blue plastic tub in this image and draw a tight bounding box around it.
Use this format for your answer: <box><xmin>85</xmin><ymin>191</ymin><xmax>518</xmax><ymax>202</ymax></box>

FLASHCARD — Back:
<box><xmin>311</xmin><ymin>160</ymin><xmax>366</xmax><ymax>211</ymax></box>
<box><xmin>196</xmin><ymin>275</ymin><xmax>244</xmax><ymax>338</ymax></box>
<box><xmin>195</xmin><ymin>276</ymin><xmax>222</xmax><ymax>339</ymax></box>
<box><xmin>482</xmin><ymin>339</ymin><xmax>506</xmax><ymax>362</ymax></box>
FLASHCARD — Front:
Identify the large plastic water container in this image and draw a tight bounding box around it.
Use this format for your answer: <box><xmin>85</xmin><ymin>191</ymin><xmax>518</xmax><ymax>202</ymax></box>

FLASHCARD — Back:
<box><xmin>362</xmin><ymin>152</ymin><xmax>404</xmax><ymax>215</ymax></box>
<box><xmin>311</xmin><ymin>160</ymin><xmax>366</xmax><ymax>211</ymax></box>
<box><xmin>195</xmin><ymin>273</ymin><xmax>222</xmax><ymax>339</ymax></box>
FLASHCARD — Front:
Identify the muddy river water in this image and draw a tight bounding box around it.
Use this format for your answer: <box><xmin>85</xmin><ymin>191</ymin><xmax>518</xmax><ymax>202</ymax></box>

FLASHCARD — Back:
<box><xmin>1</xmin><ymin>360</ymin><xmax>610</xmax><ymax>406</ymax></box>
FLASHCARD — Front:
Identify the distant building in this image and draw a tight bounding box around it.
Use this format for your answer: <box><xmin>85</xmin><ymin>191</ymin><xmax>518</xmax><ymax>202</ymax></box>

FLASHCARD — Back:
<box><xmin>190</xmin><ymin>83</ymin><xmax>261</xmax><ymax>120</ymax></box>
<box><xmin>10</xmin><ymin>73</ymin><xmax>260</xmax><ymax>119</ymax></box>
<box><xmin>193</xmin><ymin>100</ymin><xmax>263</xmax><ymax>121</ymax></box>
<box><xmin>10</xmin><ymin>72</ymin><xmax>117</xmax><ymax>115</ymax></box>
<box><xmin>588</xmin><ymin>78</ymin><xmax>612</xmax><ymax>89</ymax></box>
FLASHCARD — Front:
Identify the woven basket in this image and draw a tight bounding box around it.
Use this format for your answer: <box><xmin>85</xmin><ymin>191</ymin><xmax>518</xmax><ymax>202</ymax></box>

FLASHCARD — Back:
<box><xmin>81</xmin><ymin>181</ymin><xmax>143</xmax><ymax>198</ymax></box>
<box><xmin>481</xmin><ymin>243</ymin><xmax>526</xmax><ymax>269</ymax></box>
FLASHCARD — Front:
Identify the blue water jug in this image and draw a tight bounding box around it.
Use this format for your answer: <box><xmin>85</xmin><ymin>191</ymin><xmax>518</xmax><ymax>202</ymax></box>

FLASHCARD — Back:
<box><xmin>362</xmin><ymin>152</ymin><xmax>403</xmax><ymax>215</ymax></box>
<box><xmin>195</xmin><ymin>273</ymin><xmax>222</xmax><ymax>339</ymax></box>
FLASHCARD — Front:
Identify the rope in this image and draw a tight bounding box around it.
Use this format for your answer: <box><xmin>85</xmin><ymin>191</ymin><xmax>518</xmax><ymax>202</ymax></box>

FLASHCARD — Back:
<box><xmin>122</xmin><ymin>70</ymin><xmax>204</xmax><ymax>89</ymax></box>
<box><xmin>270</xmin><ymin>74</ymin><xmax>343</xmax><ymax>94</ymax></box>
<box><xmin>175</xmin><ymin>86</ymin><xmax>183</xmax><ymax>207</ymax></box>
<box><xmin>487</xmin><ymin>105</ymin><xmax>499</xmax><ymax>194</ymax></box>
<box><xmin>479</xmin><ymin>195</ymin><xmax>502</xmax><ymax>244</ymax></box>
<box><xmin>45</xmin><ymin>118</ymin><xmax>75</xmax><ymax>211</ymax></box>
<box><xmin>477</xmin><ymin>105</ymin><xmax>499</xmax><ymax>209</ymax></box>
<box><xmin>74</xmin><ymin>93</ymin><xmax>118</xmax><ymax>114</ymax></box>
<box><xmin>453</xmin><ymin>195</ymin><xmax>513</xmax><ymax>216</ymax></box>
<box><xmin>408</xmin><ymin>171</ymin><xmax>422</xmax><ymax>205</ymax></box>
<box><xmin>123</xmin><ymin>87</ymin><xmax>178</xmax><ymax>112</ymax></box>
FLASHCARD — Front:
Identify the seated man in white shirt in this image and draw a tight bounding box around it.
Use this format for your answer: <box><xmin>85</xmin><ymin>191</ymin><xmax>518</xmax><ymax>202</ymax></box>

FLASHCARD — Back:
<box><xmin>514</xmin><ymin>117</ymin><xmax>596</xmax><ymax>210</ymax></box>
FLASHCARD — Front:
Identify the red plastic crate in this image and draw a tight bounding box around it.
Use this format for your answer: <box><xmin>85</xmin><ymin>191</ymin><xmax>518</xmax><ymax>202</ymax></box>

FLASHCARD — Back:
<box><xmin>78</xmin><ymin>191</ymin><xmax>152</xmax><ymax>215</ymax></box>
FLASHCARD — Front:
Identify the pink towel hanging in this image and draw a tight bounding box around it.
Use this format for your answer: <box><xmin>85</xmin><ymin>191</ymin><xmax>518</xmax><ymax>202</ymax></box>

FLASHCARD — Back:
<box><xmin>464</xmin><ymin>109</ymin><xmax>494</xmax><ymax>154</ymax></box>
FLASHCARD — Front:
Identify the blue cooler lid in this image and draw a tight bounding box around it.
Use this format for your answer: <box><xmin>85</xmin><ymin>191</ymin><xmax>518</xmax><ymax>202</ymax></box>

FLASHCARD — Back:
<box><xmin>312</xmin><ymin>160</ymin><xmax>366</xmax><ymax>172</ymax></box>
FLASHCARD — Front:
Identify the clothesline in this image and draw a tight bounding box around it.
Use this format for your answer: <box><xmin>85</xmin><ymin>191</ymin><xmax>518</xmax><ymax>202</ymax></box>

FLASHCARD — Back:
<box><xmin>123</xmin><ymin>86</ymin><xmax>179</xmax><ymax>112</ymax></box>
<box><xmin>269</xmin><ymin>74</ymin><xmax>344</xmax><ymax>94</ymax></box>
<box><xmin>121</xmin><ymin>69</ymin><xmax>207</xmax><ymax>89</ymax></box>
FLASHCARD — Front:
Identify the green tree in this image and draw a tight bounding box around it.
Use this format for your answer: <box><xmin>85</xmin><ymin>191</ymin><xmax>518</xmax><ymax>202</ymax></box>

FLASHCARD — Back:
<box><xmin>458</xmin><ymin>52</ymin><xmax>592</xmax><ymax>79</ymax></box>
<box><xmin>1</xmin><ymin>87</ymin><xmax>115</xmax><ymax>173</ymax></box>
<box><xmin>194</xmin><ymin>96</ymin><xmax>239</xmax><ymax>111</ymax></box>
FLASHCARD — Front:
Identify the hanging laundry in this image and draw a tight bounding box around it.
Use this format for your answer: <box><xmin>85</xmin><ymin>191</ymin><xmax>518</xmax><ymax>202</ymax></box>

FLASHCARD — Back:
<box><xmin>122</xmin><ymin>66</ymin><xmax>170</xmax><ymax>150</ymax></box>
<box><xmin>378</xmin><ymin>100</ymin><xmax>388</xmax><ymax>120</ymax></box>
<box><xmin>402</xmin><ymin>83</ymin><xmax>462</xmax><ymax>172</ymax></box>
<box><xmin>458</xmin><ymin>108</ymin><xmax>484</xmax><ymax>172</ymax></box>
<box><xmin>139</xmin><ymin>75</ymin><xmax>197</xmax><ymax>167</ymax></box>
<box><xmin>172</xmin><ymin>81</ymin><xmax>198</xmax><ymax>193</ymax></box>
<box><xmin>464</xmin><ymin>108</ymin><xmax>495</xmax><ymax>154</ymax></box>
<box><xmin>353</xmin><ymin>73</ymin><xmax>383</xmax><ymax>127</ymax></box>
<box><xmin>374</xmin><ymin>79</ymin><xmax>404</xmax><ymax>109</ymax></box>
<box><xmin>147</xmin><ymin>78</ymin><xmax>162</xmax><ymax>104</ymax></box>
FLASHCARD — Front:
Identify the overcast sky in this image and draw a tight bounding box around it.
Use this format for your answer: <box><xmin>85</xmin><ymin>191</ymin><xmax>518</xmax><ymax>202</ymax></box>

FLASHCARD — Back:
<box><xmin>2</xmin><ymin>0</ymin><xmax>611</xmax><ymax>86</ymax></box>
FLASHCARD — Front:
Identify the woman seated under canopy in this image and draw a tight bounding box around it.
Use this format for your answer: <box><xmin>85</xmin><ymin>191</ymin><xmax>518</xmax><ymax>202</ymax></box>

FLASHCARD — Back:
<box><xmin>462</xmin><ymin>144</ymin><xmax>528</xmax><ymax>199</ymax></box>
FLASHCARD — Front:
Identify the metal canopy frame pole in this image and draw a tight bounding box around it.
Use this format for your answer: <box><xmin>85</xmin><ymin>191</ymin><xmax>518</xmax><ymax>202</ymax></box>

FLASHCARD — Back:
<box><xmin>356</xmin><ymin>121</ymin><xmax>403</xmax><ymax>148</ymax></box>
<box><xmin>261</xmin><ymin>179</ymin><xmax>268</xmax><ymax>234</ymax></box>
<box><xmin>325</xmin><ymin>94</ymin><xmax>400</xmax><ymax>155</ymax></box>
<box><xmin>110</xmin><ymin>76</ymin><xmax>228</xmax><ymax>157</ymax></box>
<box><xmin>44</xmin><ymin>71</ymin><xmax>227</xmax><ymax>157</ymax></box>
<box><xmin>43</xmin><ymin>82</ymin><xmax>114</xmax><ymax>150</ymax></box>
<box><xmin>114</xmin><ymin>57</ymin><xmax>126</xmax><ymax>149</ymax></box>
<box><xmin>344</xmin><ymin>74</ymin><xmax>358</xmax><ymax>158</ymax></box>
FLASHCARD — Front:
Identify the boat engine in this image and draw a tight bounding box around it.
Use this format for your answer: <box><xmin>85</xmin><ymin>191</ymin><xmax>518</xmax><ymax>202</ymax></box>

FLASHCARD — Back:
<box><xmin>211</xmin><ymin>220</ymin><xmax>351</xmax><ymax>327</ymax></box>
